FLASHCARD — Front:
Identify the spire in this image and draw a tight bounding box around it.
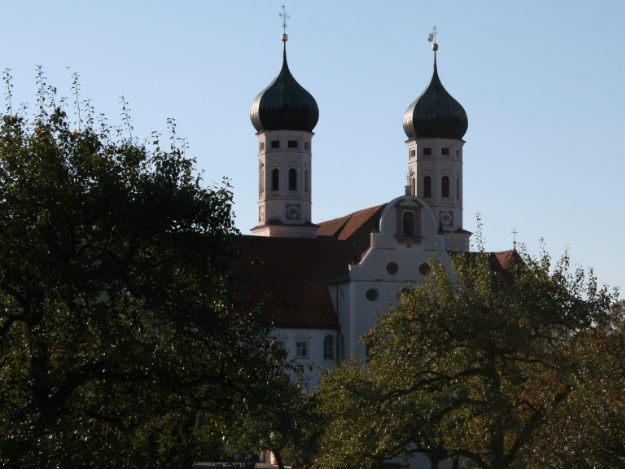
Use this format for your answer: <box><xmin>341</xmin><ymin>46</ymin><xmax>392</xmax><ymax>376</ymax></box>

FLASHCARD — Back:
<box><xmin>280</xmin><ymin>4</ymin><xmax>290</xmax><ymax>43</ymax></box>
<box><xmin>428</xmin><ymin>25</ymin><xmax>439</xmax><ymax>64</ymax></box>
<box><xmin>280</xmin><ymin>6</ymin><xmax>289</xmax><ymax>70</ymax></box>
<box><xmin>402</xmin><ymin>27</ymin><xmax>468</xmax><ymax>140</ymax></box>
<box><xmin>250</xmin><ymin>5</ymin><xmax>319</xmax><ymax>133</ymax></box>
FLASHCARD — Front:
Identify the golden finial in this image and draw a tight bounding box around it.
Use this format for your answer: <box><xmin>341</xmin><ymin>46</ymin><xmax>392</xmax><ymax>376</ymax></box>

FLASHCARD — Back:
<box><xmin>279</xmin><ymin>5</ymin><xmax>290</xmax><ymax>42</ymax></box>
<box><xmin>428</xmin><ymin>25</ymin><xmax>438</xmax><ymax>51</ymax></box>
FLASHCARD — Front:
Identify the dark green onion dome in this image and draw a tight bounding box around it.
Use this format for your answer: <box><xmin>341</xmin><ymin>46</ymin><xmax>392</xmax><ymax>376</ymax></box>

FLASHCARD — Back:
<box><xmin>251</xmin><ymin>42</ymin><xmax>319</xmax><ymax>132</ymax></box>
<box><xmin>403</xmin><ymin>58</ymin><xmax>468</xmax><ymax>140</ymax></box>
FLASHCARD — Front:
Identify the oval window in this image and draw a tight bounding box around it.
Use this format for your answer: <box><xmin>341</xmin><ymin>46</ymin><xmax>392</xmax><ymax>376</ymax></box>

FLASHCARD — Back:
<box><xmin>365</xmin><ymin>288</ymin><xmax>379</xmax><ymax>301</ymax></box>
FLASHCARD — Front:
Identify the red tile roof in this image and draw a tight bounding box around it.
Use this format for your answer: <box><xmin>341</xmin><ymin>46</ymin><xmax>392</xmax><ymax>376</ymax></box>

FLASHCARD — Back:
<box><xmin>317</xmin><ymin>204</ymin><xmax>386</xmax><ymax>262</ymax></box>
<box><xmin>231</xmin><ymin>236</ymin><xmax>354</xmax><ymax>330</ymax></box>
<box><xmin>493</xmin><ymin>250</ymin><xmax>519</xmax><ymax>271</ymax></box>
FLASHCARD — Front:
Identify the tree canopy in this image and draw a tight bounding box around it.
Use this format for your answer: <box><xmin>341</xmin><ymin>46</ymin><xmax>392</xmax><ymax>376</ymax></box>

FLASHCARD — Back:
<box><xmin>0</xmin><ymin>76</ymin><xmax>294</xmax><ymax>467</ymax></box>
<box><xmin>315</xmin><ymin>249</ymin><xmax>620</xmax><ymax>469</ymax></box>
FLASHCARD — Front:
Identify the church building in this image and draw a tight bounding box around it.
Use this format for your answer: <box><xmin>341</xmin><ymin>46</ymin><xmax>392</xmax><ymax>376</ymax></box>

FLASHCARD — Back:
<box><xmin>232</xmin><ymin>31</ymin><xmax>514</xmax><ymax>393</ymax></box>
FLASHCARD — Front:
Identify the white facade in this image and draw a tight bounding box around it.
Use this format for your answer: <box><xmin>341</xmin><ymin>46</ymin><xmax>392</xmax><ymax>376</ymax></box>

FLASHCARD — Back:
<box><xmin>274</xmin><ymin>195</ymin><xmax>455</xmax><ymax>384</ymax></box>
<box><xmin>273</xmin><ymin>327</ymin><xmax>337</xmax><ymax>391</ymax></box>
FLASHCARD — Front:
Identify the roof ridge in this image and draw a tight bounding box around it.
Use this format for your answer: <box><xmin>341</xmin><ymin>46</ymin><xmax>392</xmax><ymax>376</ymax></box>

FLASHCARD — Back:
<box><xmin>317</xmin><ymin>203</ymin><xmax>386</xmax><ymax>227</ymax></box>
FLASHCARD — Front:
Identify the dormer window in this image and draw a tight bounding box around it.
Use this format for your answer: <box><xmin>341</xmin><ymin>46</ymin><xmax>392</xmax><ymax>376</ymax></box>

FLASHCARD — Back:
<box><xmin>402</xmin><ymin>211</ymin><xmax>416</xmax><ymax>236</ymax></box>
<box><xmin>394</xmin><ymin>201</ymin><xmax>422</xmax><ymax>245</ymax></box>
<box><xmin>271</xmin><ymin>140</ymin><xmax>280</xmax><ymax>149</ymax></box>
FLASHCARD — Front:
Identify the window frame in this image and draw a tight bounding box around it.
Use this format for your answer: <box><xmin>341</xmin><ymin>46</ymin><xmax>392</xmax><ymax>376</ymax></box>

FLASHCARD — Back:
<box><xmin>323</xmin><ymin>335</ymin><xmax>335</xmax><ymax>360</ymax></box>
<box><xmin>295</xmin><ymin>340</ymin><xmax>309</xmax><ymax>359</ymax></box>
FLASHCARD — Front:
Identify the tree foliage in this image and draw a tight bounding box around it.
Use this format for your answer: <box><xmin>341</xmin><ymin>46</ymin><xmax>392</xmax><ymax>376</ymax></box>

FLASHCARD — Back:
<box><xmin>0</xmin><ymin>75</ymin><xmax>292</xmax><ymax>467</ymax></box>
<box><xmin>315</xmin><ymin>249</ymin><xmax>619</xmax><ymax>469</ymax></box>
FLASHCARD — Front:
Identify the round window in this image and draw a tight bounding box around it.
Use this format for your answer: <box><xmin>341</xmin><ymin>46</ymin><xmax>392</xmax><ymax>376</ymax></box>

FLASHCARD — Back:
<box><xmin>419</xmin><ymin>263</ymin><xmax>431</xmax><ymax>275</ymax></box>
<box><xmin>365</xmin><ymin>288</ymin><xmax>379</xmax><ymax>301</ymax></box>
<box><xmin>386</xmin><ymin>262</ymin><xmax>399</xmax><ymax>275</ymax></box>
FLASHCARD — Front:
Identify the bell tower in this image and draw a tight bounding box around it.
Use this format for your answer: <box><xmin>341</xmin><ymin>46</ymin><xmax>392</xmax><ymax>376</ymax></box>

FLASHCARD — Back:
<box><xmin>402</xmin><ymin>31</ymin><xmax>470</xmax><ymax>252</ymax></box>
<box><xmin>249</xmin><ymin>15</ymin><xmax>319</xmax><ymax>238</ymax></box>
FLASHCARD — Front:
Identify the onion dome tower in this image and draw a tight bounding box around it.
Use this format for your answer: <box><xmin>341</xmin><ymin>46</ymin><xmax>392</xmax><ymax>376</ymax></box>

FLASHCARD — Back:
<box><xmin>250</xmin><ymin>19</ymin><xmax>319</xmax><ymax>238</ymax></box>
<box><xmin>403</xmin><ymin>31</ymin><xmax>470</xmax><ymax>252</ymax></box>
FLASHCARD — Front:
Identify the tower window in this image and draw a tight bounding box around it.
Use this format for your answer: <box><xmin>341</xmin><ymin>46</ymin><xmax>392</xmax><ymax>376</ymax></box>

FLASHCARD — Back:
<box><xmin>259</xmin><ymin>163</ymin><xmax>265</xmax><ymax>195</ymax></box>
<box><xmin>409</xmin><ymin>149</ymin><xmax>416</xmax><ymax>157</ymax></box>
<box><xmin>271</xmin><ymin>169</ymin><xmax>279</xmax><ymax>191</ymax></box>
<box><xmin>305</xmin><ymin>170</ymin><xmax>309</xmax><ymax>192</ymax></box>
<box><xmin>288</xmin><ymin>140</ymin><xmax>298</xmax><ymax>149</ymax></box>
<box><xmin>442</xmin><ymin>176</ymin><xmax>450</xmax><ymax>198</ymax></box>
<box><xmin>456</xmin><ymin>149</ymin><xmax>460</xmax><ymax>158</ymax></box>
<box><xmin>304</xmin><ymin>142</ymin><xmax>310</xmax><ymax>150</ymax></box>
<box><xmin>410</xmin><ymin>177</ymin><xmax>416</xmax><ymax>196</ymax></box>
<box><xmin>441</xmin><ymin>147</ymin><xmax>450</xmax><ymax>156</ymax></box>
<box><xmin>259</xmin><ymin>141</ymin><xmax>265</xmax><ymax>151</ymax></box>
<box><xmin>323</xmin><ymin>335</ymin><xmax>335</xmax><ymax>360</ymax></box>
<box><xmin>423</xmin><ymin>147</ymin><xmax>432</xmax><ymax>156</ymax></box>
<box><xmin>456</xmin><ymin>178</ymin><xmax>460</xmax><ymax>199</ymax></box>
<box><xmin>288</xmin><ymin>169</ymin><xmax>297</xmax><ymax>191</ymax></box>
<box><xmin>403</xmin><ymin>211</ymin><xmax>416</xmax><ymax>236</ymax></box>
<box><xmin>271</xmin><ymin>140</ymin><xmax>280</xmax><ymax>149</ymax></box>
<box><xmin>423</xmin><ymin>176</ymin><xmax>432</xmax><ymax>198</ymax></box>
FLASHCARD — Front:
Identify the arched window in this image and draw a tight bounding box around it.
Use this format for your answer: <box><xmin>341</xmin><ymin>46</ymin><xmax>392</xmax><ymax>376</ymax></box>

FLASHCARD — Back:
<box><xmin>442</xmin><ymin>176</ymin><xmax>450</xmax><ymax>198</ymax></box>
<box><xmin>423</xmin><ymin>176</ymin><xmax>432</xmax><ymax>198</ymax></box>
<box><xmin>289</xmin><ymin>168</ymin><xmax>297</xmax><ymax>191</ymax></box>
<box><xmin>402</xmin><ymin>211</ymin><xmax>416</xmax><ymax>237</ymax></box>
<box><xmin>259</xmin><ymin>163</ymin><xmax>265</xmax><ymax>195</ymax></box>
<box><xmin>323</xmin><ymin>335</ymin><xmax>334</xmax><ymax>360</ymax></box>
<box><xmin>304</xmin><ymin>170</ymin><xmax>309</xmax><ymax>192</ymax></box>
<box><xmin>410</xmin><ymin>177</ymin><xmax>416</xmax><ymax>196</ymax></box>
<box><xmin>271</xmin><ymin>169</ymin><xmax>279</xmax><ymax>191</ymax></box>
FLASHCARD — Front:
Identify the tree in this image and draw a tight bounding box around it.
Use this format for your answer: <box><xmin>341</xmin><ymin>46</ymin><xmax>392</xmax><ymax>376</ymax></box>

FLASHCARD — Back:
<box><xmin>315</xmin><ymin>249</ymin><xmax>618</xmax><ymax>469</ymax></box>
<box><xmin>0</xmin><ymin>76</ymin><xmax>286</xmax><ymax>466</ymax></box>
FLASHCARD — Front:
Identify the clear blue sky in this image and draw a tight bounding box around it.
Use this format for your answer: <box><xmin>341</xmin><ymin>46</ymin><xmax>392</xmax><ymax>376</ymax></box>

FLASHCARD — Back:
<box><xmin>1</xmin><ymin>0</ymin><xmax>623</xmax><ymax>294</ymax></box>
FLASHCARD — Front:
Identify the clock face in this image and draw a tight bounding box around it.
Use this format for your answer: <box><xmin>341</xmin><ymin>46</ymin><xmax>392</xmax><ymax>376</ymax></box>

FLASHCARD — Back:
<box><xmin>286</xmin><ymin>204</ymin><xmax>301</xmax><ymax>220</ymax></box>
<box><xmin>440</xmin><ymin>211</ymin><xmax>453</xmax><ymax>227</ymax></box>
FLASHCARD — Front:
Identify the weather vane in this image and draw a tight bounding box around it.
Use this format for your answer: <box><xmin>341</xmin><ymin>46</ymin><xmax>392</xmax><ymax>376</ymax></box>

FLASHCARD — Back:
<box><xmin>428</xmin><ymin>25</ymin><xmax>438</xmax><ymax>51</ymax></box>
<box><xmin>279</xmin><ymin>5</ymin><xmax>291</xmax><ymax>41</ymax></box>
